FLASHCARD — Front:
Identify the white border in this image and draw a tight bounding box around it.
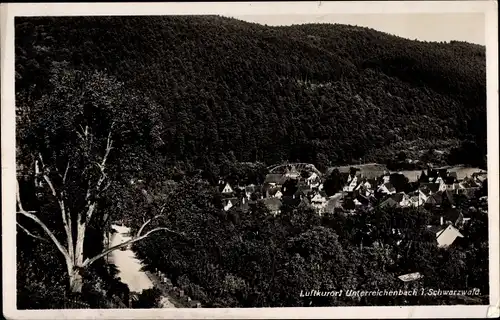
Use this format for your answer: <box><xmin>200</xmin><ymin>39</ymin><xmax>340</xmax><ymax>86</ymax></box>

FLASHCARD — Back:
<box><xmin>1</xmin><ymin>1</ymin><xmax>498</xmax><ymax>319</ymax></box>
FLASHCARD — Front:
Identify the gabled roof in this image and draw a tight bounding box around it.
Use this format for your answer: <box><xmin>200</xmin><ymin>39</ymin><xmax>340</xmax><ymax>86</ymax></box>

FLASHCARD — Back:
<box><xmin>438</xmin><ymin>224</ymin><xmax>464</xmax><ymax>239</ymax></box>
<box><xmin>267</xmin><ymin>187</ymin><xmax>281</xmax><ymax>196</ymax></box>
<box><xmin>443</xmin><ymin>208</ymin><xmax>463</xmax><ymax>225</ymax></box>
<box><xmin>427</xmin><ymin>225</ymin><xmax>446</xmax><ymax>235</ymax></box>
<box><xmin>390</xmin><ymin>193</ymin><xmax>405</xmax><ymax>203</ymax></box>
<box><xmin>440</xmin><ymin>189</ymin><xmax>455</xmax><ymax>205</ymax></box>
<box><xmin>461</xmin><ymin>179</ymin><xmax>480</xmax><ymax>188</ymax></box>
<box><xmin>379</xmin><ymin>182</ymin><xmax>396</xmax><ymax>193</ymax></box>
<box><xmin>356</xmin><ymin>194</ymin><xmax>370</xmax><ymax>205</ymax></box>
<box><xmin>379</xmin><ymin>197</ymin><xmax>400</xmax><ymax>208</ymax></box>
<box><xmin>294</xmin><ymin>185</ymin><xmax>312</xmax><ymax>197</ymax></box>
<box><xmin>426</xmin><ymin>193</ymin><xmax>442</xmax><ymax>205</ymax></box>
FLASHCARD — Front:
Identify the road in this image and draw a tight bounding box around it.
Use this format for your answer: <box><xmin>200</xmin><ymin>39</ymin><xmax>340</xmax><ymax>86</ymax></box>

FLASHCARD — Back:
<box><xmin>109</xmin><ymin>224</ymin><xmax>176</xmax><ymax>308</ymax></box>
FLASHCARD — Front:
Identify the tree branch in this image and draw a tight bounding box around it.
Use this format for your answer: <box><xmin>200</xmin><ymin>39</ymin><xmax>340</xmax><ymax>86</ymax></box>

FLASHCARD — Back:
<box><xmin>42</xmin><ymin>172</ymin><xmax>58</xmax><ymax>198</ymax></box>
<box><xmin>136</xmin><ymin>215</ymin><xmax>163</xmax><ymax>238</ymax></box>
<box><xmin>82</xmin><ymin>226</ymin><xmax>182</xmax><ymax>268</ymax></box>
<box><xmin>62</xmin><ymin>160</ymin><xmax>70</xmax><ymax>184</ymax></box>
<box><xmin>16</xmin><ymin>180</ymin><xmax>70</xmax><ymax>259</ymax></box>
<box><xmin>84</xmin><ymin>125</ymin><xmax>114</xmax><ymax>224</ymax></box>
<box><xmin>17</xmin><ymin>222</ymin><xmax>49</xmax><ymax>242</ymax></box>
<box><xmin>42</xmin><ymin>172</ymin><xmax>74</xmax><ymax>259</ymax></box>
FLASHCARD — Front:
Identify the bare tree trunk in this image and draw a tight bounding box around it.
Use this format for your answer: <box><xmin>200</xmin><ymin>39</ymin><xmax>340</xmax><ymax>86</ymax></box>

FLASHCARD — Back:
<box><xmin>74</xmin><ymin>219</ymin><xmax>86</xmax><ymax>268</ymax></box>
<box><xmin>69</xmin><ymin>266</ymin><xmax>83</xmax><ymax>293</ymax></box>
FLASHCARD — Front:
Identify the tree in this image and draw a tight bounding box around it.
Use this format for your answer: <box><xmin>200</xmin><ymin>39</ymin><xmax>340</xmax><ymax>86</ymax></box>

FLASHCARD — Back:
<box><xmin>323</xmin><ymin>169</ymin><xmax>345</xmax><ymax>196</ymax></box>
<box><xmin>389</xmin><ymin>173</ymin><xmax>409</xmax><ymax>193</ymax></box>
<box><xmin>16</xmin><ymin>66</ymin><xmax>182</xmax><ymax>294</ymax></box>
<box><xmin>397</xmin><ymin>151</ymin><xmax>407</xmax><ymax>162</ymax></box>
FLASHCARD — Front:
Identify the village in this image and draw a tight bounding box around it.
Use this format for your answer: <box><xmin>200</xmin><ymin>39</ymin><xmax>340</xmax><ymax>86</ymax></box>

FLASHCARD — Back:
<box><xmin>217</xmin><ymin>163</ymin><xmax>488</xmax><ymax>249</ymax></box>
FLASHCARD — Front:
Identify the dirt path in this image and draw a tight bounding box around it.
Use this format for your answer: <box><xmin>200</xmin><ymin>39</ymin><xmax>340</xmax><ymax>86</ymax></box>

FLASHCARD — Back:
<box><xmin>109</xmin><ymin>224</ymin><xmax>177</xmax><ymax>308</ymax></box>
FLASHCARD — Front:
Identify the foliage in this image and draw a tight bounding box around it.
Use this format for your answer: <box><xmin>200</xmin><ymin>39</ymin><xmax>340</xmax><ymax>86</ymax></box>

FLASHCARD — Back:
<box><xmin>15</xmin><ymin>15</ymin><xmax>488</xmax><ymax>308</ymax></box>
<box><xmin>15</xmin><ymin>16</ymin><xmax>486</xmax><ymax>172</ymax></box>
<box><xmin>132</xmin><ymin>288</ymin><xmax>163</xmax><ymax>309</ymax></box>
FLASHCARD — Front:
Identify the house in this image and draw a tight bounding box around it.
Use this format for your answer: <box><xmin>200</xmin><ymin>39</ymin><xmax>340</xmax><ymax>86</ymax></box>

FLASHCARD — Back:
<box><xmin>343</xmin><ymin>175</ymin><xmax>359</xmax><ymax>192</ymax></box>
<box><xmin>310</xmin><ymin>191</ymin><xmax>329</xmax><ymax>210</ymax></box>
<box><xmin>419</xmin><ymin>183</ymin><xmax>440</xmax><ymax>196</ymax></box>
<box><xmin>284</xmin><ymin>165</ymin><xmax>300</xmax><ymax>179</ymax></box>
<box><xmin>294</xmin><ymin>184</ymin><xmax>313</xmax><ymax>199</ymax></box>
<box><xmin>281</xmin><ymin>195</ymin><xmax>311</xmax><ymax>210</ymax></box>
<box><xmin>323</xmin><ymin>196</ymin><xmax>342</xmax><ymax>215</ymax></box>
<box><xmin>355</xmin><ymin>193</ymin><xmax>371</xmax><ymax>206</ymax></box>
<box><xmin>378</xmin><ymin>182</ymin><xmax>396</xmax><ymax>195</ymax></box>
<box><xmin>306</xmin><ymin>172</ymin><xmax>318</xmax><ymax>182</ymax></box>
<box><xmin>409</xmin><ymin>195</ymin><xmax>421</xmax><ymax>207</ymax></box>
<box><xmin>445</xmin><ymin>179</ymin><xmax>461</xmax><ymax>191</ymax></box>
<box><xmin>245</xmin><ymin>184</ymin><xmax>256</xmax><ymax>199</ymax></box>
<box><xmin>427</xmin><ymin>224</ymin><xmax>464</xmax><ymax>248</ymax></box>
<box><xmin>378</xmin><ymin>197</ymin><xmax>400</xmax><ymax>209</ymax></box>
<box><xmin>266</xmin><ymin>187</ymin><xmax>282</xmax><ymax>199</ymax></box>
<box><xmin>434</xmin><ymin>177</ymin><xmax>448</xmax><ymax>192</ymax></box>
<box><xmin>219</xmin><ymin>181</ymin><xmax>234</xmax><ymax>195</ymax></box>
<box><xmin>473</xmin><ymin>172</ymin><xmax>487</xmax><ymax>184</ymax></box>
<box><xmin>223</xmin><ymin>198</ymin><xmax>236</xmax><ymax>211</ymax></box>
<box><xmin>389</xmin><ymin>192</ymin><xmax>411</xmax><ymax>207</ymax></box>
<box><xmin>261</xmin><ymin>198</ymin><xmax>282</xmax><ymax>215</ymax></box>
<box><xmin>381</xmin><ymin>175</ymin><xmax>391</xmax><ymax>184</ymax></box>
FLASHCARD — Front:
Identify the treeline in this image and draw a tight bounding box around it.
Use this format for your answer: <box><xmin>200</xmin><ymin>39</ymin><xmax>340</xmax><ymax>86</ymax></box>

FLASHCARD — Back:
<box><xmin>131</xmin><ymin>176</ymin><xmax>489</xmax><ymax>307</ymax></box>
<box><xmin>15</xmin><ymin>15</ymin><xmax>486</xmax><ymax>173</ymax></box>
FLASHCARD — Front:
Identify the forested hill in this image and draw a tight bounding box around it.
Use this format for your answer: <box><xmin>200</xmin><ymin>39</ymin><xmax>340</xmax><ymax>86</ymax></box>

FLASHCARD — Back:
<box><xmin>15</xmin><ymin>15</ymin><xmax>486</xmax><ymax>179</ymax></box>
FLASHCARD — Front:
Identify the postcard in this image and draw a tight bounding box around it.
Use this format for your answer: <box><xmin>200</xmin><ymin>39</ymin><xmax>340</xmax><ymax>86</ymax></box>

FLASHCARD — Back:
<box><xmin>1</xmin><ymin>1</ymin><xmax>498</xmax><ymax>319</ymax></box>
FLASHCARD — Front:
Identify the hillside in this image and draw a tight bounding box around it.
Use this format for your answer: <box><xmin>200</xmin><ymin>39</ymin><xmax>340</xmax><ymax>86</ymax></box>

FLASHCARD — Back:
<box><xmin>15</xmin><ymin>15</ymin><xmax>487</xmax><ymax>177</ymax></box>
<box><xmin>14</xmin><ymin>15</ymin><xmax>489</xmax><ymax>309</ymax></box>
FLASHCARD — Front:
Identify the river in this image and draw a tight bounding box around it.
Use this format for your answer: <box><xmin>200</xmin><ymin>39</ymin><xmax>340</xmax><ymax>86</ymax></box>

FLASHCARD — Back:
<box><xmin>109</xmin><ymin>224</ymin><xmax>176</xmax><ymax>308</ymax></box>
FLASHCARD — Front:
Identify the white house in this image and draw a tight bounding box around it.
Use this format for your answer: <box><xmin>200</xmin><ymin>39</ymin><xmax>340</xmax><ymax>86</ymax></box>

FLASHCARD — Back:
<box><xmin>435</xmin><ymin>224</ymin><xmax>464</xmax><ymax>248</ymax></box>
<box><xmin>222</xmin><ymin>182</ymin><xmax>233</xmax><ymax>194</ymax></box>
<box><xmin>428</xmin><ymin>222</ymin><xmax>464</xmax><ymax>248</ymax></box>
<box><xmin>435</xmin><ymin>177</ymin><xmax>447</xmax><ymax>192</ymax></box>
<box><xmin>311</xmin><ymin>193</ymin><xmax>328</xmax><ymax>210</ymax></box>
<box><xmin>377</xmin><ymin>182</ymin><xmax>396</xmax><ymax>195</ymax></box>
<box><xmin>223</xmin><ymin>199</ymin><xmax>234</xmax><ymax>211</ymax></box>
<box><xmin>363</xmin><ymin>181</ymin><xmax>372</xmax><ymax>190</ymax></box>
<box><xmin>398</xmin><ymin>193</ymin><xmax>411</xmax><ymax>207</ymax></box>
<box><xmin>274</xmin><ymin>190</ymin><xmax>283</xmax><ymax>199</ymax></box>
<box><xmin>343</xmin><ymin>175</ymin><xmax>358</xmax><ymax>192</ymax></box>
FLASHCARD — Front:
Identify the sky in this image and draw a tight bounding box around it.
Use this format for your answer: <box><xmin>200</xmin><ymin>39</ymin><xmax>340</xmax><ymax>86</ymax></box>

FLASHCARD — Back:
<box><xmin>230</xmin><ymin>13</ymin><xmax>485</xmax><ymax>46</ymax></box>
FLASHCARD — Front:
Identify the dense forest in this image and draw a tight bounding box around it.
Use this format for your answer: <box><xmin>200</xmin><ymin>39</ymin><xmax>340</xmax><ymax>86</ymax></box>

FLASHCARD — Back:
<box><xmin>131</xmin><ymin>177</ymin><xmax>489</xmax><ymax>307</ymax></box>
<box><xmin>16</xmin><ymin>15</ymin><xmax>486</xmax><ymax>176</ymax></box>
<box><xmin>15</xmin><ymin>15</ymin><xmax>488</xmax><ymax>308</ymax></box>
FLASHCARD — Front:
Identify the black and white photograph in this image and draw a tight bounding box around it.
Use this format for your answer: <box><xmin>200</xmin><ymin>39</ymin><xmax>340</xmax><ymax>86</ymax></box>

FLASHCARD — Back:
<box><xmin>2</xmin><ymin>1</ymin><xmax>499</xmax><ymax>319</ymax></box>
